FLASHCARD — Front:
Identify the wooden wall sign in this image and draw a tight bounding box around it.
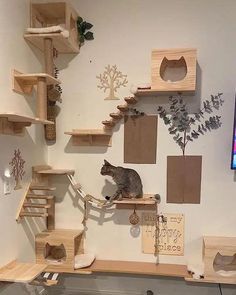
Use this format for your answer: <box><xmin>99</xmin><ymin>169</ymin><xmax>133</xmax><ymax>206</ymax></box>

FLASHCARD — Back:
<box><xmin>124</xmin><ymin>115</ymin><xmax>157</xmax><ymax>164</ymax></box>
<box><xmin>142</xmin><ymin>213</ymin><xmax>184</xmax><ymax>256</ymax></box>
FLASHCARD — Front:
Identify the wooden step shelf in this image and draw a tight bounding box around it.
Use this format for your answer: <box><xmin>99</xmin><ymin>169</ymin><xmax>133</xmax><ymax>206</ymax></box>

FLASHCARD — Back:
<box><xmin>37</xmin><ymin>169</ymin><xmax>75</xmax><ymax>175</ymax></box>
<box><xmin>65</xmin><ymin>129</ymin><xmax>112</xmax><ymax>147</ymax></box>
<box><xmin>0</xmin><ymin>260</ymin><xmax>46</xmax><ymax>283</ymax></box>
<box><xmin>13</xmin><ymin>69</ymin><xmax>61</xmax><ymax>121</ymax></box>
<box><xmin>114</xmin><ymin>194</ymin><xmax>157</xmax><ymax>210</ymax></box>
<box><xmin>24</xmin><ymin>33</ymin><xmax>79</xmax><ymax>54</ymax></box>
<box><xmin>13</xmin><ymin>69</ymin><xmax>60</xmax><ymax>95</ymax></box>
<box><xmin>117</xmin><ymin>104</ymin><xmax>129</xmax><ymax>112</ymax></box>
<box><xmin>23</xmin><ymin>203</ymin><xmax>51</xmax><ymax>209</ymax></box>
<box><xmin>124</xmin><ymin>96</ymin><xmax>138</xmax><ymax>104</ymax></box>
<box><xmin>20</xmin><ymin>212</ymin><xmax>48</xmax><ymax>218</ymax></box>
<box><xmin>102</xmin><ymin>120</ymin><xmax>116</xmax><ymax>128</ymax></box>
<box><xmin>109</xmin><ymin>112</ymin><xmax>123</xmax><ymax>120</ymax></box>
<box><xmin>0</xmin><ymin>113</ymin><xmax>53</xmax><ymax>135</ymax></box>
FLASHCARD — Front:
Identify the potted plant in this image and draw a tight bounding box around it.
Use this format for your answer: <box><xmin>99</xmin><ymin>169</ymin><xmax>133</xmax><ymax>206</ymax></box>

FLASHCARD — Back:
<box><xmin>157</xmin><ymin>93</ymin><xmax>224</xmax><ymax>203</ymax></box>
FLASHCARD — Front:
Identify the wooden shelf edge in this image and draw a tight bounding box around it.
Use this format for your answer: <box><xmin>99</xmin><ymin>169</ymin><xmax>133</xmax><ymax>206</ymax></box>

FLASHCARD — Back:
<box><xmin>36</xmin><ymin>169</ymin><xmax>75</xmax><ymax>175</ymax></box>
<box><xmin>0</xmin><ymin>260</ymin><xmax>47</xmax><ymax>283</ymax></box>
<box><xmin>185</xmin><ymin>276</ymin><xmax>236</xmax><ymax>285</ymax></box>
<box><xmin>135</xmin><ymin>88</ymin><xmax>195</xmax><ymax>97</ymax></box>
<box><xmin>24</xmin><ymin>33</ymin><xmax>80</xmax><ymax>54</ymax></box>
<box><xmin>44</xmin><ymin>260</ymin><xmax>189</xmax><ymax>278</ymax></box>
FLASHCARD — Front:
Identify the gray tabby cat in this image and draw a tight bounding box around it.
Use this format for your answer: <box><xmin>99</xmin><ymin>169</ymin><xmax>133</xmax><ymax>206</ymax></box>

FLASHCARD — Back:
<box><xmin>100</xmin><ymin>160</ymin><xmax>143</xmax><ymax>202</ymax></box>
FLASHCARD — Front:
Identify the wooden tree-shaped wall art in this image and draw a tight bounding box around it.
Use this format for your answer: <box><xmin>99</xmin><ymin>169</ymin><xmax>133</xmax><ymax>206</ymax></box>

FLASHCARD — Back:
<box><xmin>97</xmin><ymin>64</ymin><xmax>128</xmax><ymax>100</ymax></box>
<box><xmin>9</xmin><ymin>149</ymin><xmax>25</xmax><ymax>190</ymax></box>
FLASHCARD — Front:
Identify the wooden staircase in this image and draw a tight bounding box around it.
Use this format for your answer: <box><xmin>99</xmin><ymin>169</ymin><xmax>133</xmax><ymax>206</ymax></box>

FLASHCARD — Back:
<box><xmin>102</xmin><ymin>96</ymin><xmax>138</xmax><ymax>130</ymax></box>
<box><xmin>16</xmin><ymin>182</ymin><xmax>55</xmax><ymax>229</ymax></box>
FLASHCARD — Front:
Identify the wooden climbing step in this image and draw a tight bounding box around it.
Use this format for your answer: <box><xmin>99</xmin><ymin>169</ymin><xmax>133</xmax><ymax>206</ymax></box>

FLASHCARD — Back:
<box><xmin>117</xmin><ymin>104</ymin><xmax>129</xmax><ymax>112</ymax></box>
<box><xmin>20</xmin><ymin>212</ymin><xmax>48</xmax><ymax>218</ymax></box>
<box><xmin>23</xmin><ymin>203</ymin><xmax>51</xmax><ymax>209</ymax></box>
<box><xmin>102</xmin><ymin>120</ymin><xmax>116</xmax><ymax>128</ymax></box>
<box><xmin>109</xmin><ymin>112</ymin><xmax>123</xmax><ymax>120</ymax></box>
<box><xmin>30</xmin><ymin>185</ymin><xmax>56</xmax><ymax>191</ymax></box>
<box><xmin>26</xmin><ymin>194</ymin><xmax>54</xmax><ymax>200</ymax></box>
<box><xmin>124</xmin><ymin>96</ymin><xmax>138</xmax><ymax>104</ymax></box>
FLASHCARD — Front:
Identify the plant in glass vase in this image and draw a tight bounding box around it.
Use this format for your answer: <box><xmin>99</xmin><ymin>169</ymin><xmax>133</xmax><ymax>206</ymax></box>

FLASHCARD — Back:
<box><xmin>157</xmin><ymin>93</ymin><xmax>224</xmax><ymax>204</ymax></box>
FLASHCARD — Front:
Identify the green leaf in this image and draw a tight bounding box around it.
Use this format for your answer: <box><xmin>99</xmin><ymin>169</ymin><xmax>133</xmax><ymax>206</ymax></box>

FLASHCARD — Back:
<box><xmin>84</xmin><ymin>31</ymin><xmax>94</xmax><ymax>40</ymax></box>
<box><xmin>79</xmin><ymin>35</ymin><xmax>85</xmax><ymax>43</ymax></box>
<box><xmin>77</xmin><ymin>16</ymin><xmax>83</xmax><ymax>24</ymax></box>
<box><xmin>85</xmin><ymin>22</ymin><xmax>93</xmax><ymax>30</ymax></box>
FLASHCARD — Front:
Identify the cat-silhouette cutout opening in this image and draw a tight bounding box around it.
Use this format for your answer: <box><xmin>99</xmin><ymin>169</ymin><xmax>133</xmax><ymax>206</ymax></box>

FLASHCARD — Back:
<box><xmin>213</xmin><ymin>252</ymin><xmax>236</xmax><ymax>275</ymax></box>
<box><xmin>160</xmin><ymin>56</ymin><xmax>187</xmax><ymax>83</ymax></box>
<box><xmin>44</xmin><ymin>243</ymin><xmax>67</xmax><ymax>264</ymax></box>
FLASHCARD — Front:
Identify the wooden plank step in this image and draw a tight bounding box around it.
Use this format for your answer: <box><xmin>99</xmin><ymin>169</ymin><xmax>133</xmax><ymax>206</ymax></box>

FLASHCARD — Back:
<box><xmin>109</xmin><ymin>112</ymin><xmax>123</xmax><ymax>120</ymax></box>
<box><xmin>20</xmin><ymin>212</ymin><xmax>48</xmax><ymax>218</ymax></box>
<box><xmin>0</xmin><ymin>260</ymin><xmax>47</xmax><ymax>283</ymax></box>
<box><xmin>26</xmin><ymin>194</ymin><xmax>54</xmax><ymax>200</ymax></box>
<box><xmin>23</xmin><ymin>203</ymin><xmax>51</xmax><ymax>209</ymax></box>
<box><xmin>124</xmin><ymin>96</ymin><xmax>138</xmax><ymax>104</ymax></box>
<box><xmin>30</xmin><ymin>185</ymin><xmax>56</xmax><ymax>191</ymax></box>
<box><xmin>102</xmin><ymin>120</ymin><xmax>116</xmax><ymax>128</ymax></box>
<box><xmin>117</xmin><ymin>104</ymin><xmax>129</xmax><ymax>112</ymax></box>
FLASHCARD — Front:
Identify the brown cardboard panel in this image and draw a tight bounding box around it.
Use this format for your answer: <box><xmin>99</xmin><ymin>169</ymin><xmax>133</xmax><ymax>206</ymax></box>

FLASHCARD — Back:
<box><xmin>167</xmin><ymin>156</ymin><xmax>185</xmax><ymax>203</ymax></box>
<box><xmin>124</xmin><ymin>115</ymin><xmax>157</xmax><ymax>164</ymax></box>
<box><xmin>184</xmin><ymin>156</ymin><xmax>202</xmax><ymax>204</ymax></box>
<box><xmin>167</xmin><ymin>156</ymin><xmax>202</xmax><ymax>204</ymax></box>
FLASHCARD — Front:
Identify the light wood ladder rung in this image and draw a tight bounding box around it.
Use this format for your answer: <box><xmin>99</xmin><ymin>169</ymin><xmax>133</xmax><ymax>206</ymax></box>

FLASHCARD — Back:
<box><xmin>30</xmin><ymin>185</ymin><xmax>56</xmax><ymax>191</ymax></box>
<box><xmin>20</xmin><ymin>212</ymin><xmax>48</xmax><ymax>218</ymax></box>
<box><xmin>26</xmin><ymin>194</ymin><xmax>54</xmax><ymax>200</ymax></box>
<box><xmin>23</xmin><ymin>203</ymin><xmax>51</xmax><ymax>209</ymax></box>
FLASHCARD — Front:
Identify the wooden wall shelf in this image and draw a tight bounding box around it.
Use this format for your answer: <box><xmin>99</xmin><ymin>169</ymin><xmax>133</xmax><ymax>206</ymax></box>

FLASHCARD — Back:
<box><xmin>45</xmin><ymin>259</ymin><xmax>189</xmax><ymax>278</ymax></box>
<box><xmin>0</xmin><ymin>260</ymin><xmax>46</xmax><ymax>283</ymax></box>
<box><xmin>185</xmin><ymin>276</ymin><xmax>236</xmax><ymax>285</ymax></box>
<box><xmin>24</xmin><ymin>33</ymin><xmax>79</xmax><ymax>54</ymax></box>
<box><xmin>37</xmin><ymin>169</ymin><xmax>75</xmax><ymax>175</ymax></box>
<box><xmin>0</xmin><ymin>113</ymin><xmax>53</xmax><ymax>135</ymax></box>
<box><xmin>135</xmin><ymin>88</ymin><xmax>194</xmax><ymax>97</ymax></box>
<box><xmin>114</xmin><ymin>195</ymin><xmax>157</xmax><ymax>210</ymax></box>
<box><xmin>13</xmin><ymin>69</ymin><xmax>60</xmax><ymax>95</ymax></box>
<box><xmin>65</xmin><ymin>129</ymin><xmax>112</xmax><ymax>147</ymax></box>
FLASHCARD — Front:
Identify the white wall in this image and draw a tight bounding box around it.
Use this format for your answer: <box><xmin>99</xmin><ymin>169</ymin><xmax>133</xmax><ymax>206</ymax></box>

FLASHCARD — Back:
<box><xmin>47</xmin><ymin>0</ymin><xmax>236</xmax><ymax>265</ymax></box>
<box><xmin>0</xmin><ymin>0</ymin><xmax>47</xmax><ymax>268</ymax></box>
<box><xmin>1</xmin><ymin>0</ymin><xmax>236</xmax><ymax>294</ymax></box>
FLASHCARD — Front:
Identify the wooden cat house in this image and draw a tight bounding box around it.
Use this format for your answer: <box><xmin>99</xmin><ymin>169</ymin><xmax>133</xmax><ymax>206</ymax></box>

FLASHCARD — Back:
<box><xmin>151</xmin><ymin>48</ymin><xmax>197</xmax><ymax>93</ymax></box>
<box><xmin>203</xmin><ymin>236</ymin><xmax>236</xmax><ymax>283</ymax></box>
<box><xmin>36</xmin><ymin>229</ymin><xmax>84</xmax><ymax>272</ymax></box>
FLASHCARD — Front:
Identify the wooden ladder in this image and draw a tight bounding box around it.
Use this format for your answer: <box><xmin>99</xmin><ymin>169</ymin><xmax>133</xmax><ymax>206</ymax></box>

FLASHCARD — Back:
<box><xmin>16</xmin><ymin>182</ymin><xmax>55</xmax><ymax>230</ymax></box>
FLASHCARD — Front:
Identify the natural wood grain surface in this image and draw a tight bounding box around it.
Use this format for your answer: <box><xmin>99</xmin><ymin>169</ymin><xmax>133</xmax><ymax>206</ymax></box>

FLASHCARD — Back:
<box><xmin>14</xmin><ymin>72</ymin><xmax>60</xmax><ymax>85</ymax></box>
<box><xmin>0</xmin><ymin>261</ymin><xmax>46</xmax><ymax>283</ymax></box>
<box><xmin>37</xmin><ymin>169</ymin><xmax>75</xmax><ymax>175</ymax></box>
<box><xmin>65</xmin><ymin>129</ymin><xmax>112</xmax><ymax>135</ymax></box>
<box><xmin>0</xmin><ymin>113</ymin><xmax>53</xmax><ymax>125</ymax></box>
<box><xmin>45</xmin><ymin>260</ymin><xmax>189</xmax><ymax>278</ymax></box>
<box><xmin>113</xmin><ymin>196</ymin><xmax>156</xmax><ymax>205</ymax></box>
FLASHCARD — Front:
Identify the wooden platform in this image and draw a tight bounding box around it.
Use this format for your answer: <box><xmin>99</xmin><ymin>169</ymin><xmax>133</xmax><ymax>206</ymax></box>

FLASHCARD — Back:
<box><xmin>37</xmin><ymin>169</ymin><xmax>75</xmax><ymax>175</ymax></box>
<box><xmin>114</xmin><ymin>195</ymin><xmax>157</xmax><ymax>210</ymax></box>
<box><xmin>0</xmin><ymin>260</ymin><xmax>46</xmax><ymax>283</ymax></box>
<box><xmin>45</xmin><ymin>259</ymin><xmax>189</xmax><ymax>278</ymax></box>
<box><xmin>135</xmin><ymin>88</ymin><xmax>194</xmax><ymax>96</ymax></box>
<box><xmin>24</xmin><ymin>33</ymin><xmax>80</xmax><ymax>54</ymax></box>
<box><xmin>0</xmin><ymin>113</ymin><xmax>53</xmax><ymax>125</ymax></box>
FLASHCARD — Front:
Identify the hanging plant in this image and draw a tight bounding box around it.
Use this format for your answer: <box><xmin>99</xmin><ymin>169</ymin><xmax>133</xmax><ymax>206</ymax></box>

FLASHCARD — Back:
<box><xmin>77</xmin><ymin>16</ymin><xmax>94</xmax><ymax>45</ymax></box>
<box><xmin>157</xmin><ymin>93</ymin><xmax>224</xmax><ymax>155</ymax></box>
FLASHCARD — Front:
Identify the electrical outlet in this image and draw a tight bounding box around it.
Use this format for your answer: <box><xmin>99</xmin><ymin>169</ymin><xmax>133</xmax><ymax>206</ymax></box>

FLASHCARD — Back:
<box><xmin>3</xmin><ymin>178</ymin><xmax>11</xmax><ymax>195</ymax></box>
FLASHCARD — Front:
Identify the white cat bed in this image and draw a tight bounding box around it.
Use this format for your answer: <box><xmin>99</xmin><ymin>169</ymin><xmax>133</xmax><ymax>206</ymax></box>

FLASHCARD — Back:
<box><xmin>26</xmin><ymin>25</ymin><xmax>69</xmax><ymax>38</ymax></box>
<box><xmin>74</xmin><ymin>253</ymin><xmax>95</xmax><ymax>269</ymax></box>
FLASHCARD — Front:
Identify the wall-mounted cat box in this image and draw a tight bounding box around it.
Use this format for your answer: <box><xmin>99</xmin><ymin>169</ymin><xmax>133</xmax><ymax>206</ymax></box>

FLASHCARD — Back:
<box><xmin>151</xmin><ymin>48</ymin><xmax>197</xmax><ymax>93</ymax></box>
<box><xmin>36</xmin><ymin>229</ymin><xmax>84</xmax><ymax>272</ymax></box>
<box><xmin>203</xmin><ymin>236</ymin><xmax>236</xmax><ymax>283</ymax></box>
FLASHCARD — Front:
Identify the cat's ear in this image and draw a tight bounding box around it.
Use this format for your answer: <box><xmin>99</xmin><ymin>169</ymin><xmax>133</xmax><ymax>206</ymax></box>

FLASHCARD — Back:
<box><xmin>104</xmin><ymin>159</ymin><xmax>110</xmax><ymax>165</ymax></box>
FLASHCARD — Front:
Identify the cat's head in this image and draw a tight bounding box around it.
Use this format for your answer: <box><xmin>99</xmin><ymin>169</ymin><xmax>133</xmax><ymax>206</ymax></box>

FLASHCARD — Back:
<box><xmin>100</xmin><ymin>160</ymin><xmax>115</xmax><ymax>176</ymax></box>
